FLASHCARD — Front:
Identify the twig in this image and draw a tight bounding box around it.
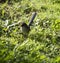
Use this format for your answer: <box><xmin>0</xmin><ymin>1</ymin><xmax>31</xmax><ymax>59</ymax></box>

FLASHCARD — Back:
<box><xmin>7</xmin><ymin>21</ymin><xmax>21</xmax><ymax>29</ymax></box>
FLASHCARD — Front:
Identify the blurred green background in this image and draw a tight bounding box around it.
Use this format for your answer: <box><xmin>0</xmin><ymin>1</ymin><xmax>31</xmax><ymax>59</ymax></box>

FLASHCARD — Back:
<box><xmin>0</xmin><ymin>0</ymin><xmax>60</xmax><ymax>63</ymax></box>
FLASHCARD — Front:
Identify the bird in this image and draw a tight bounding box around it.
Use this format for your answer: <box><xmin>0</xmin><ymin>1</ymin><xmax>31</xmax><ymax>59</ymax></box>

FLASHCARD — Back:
<box><xmin>21</xmin><ymin>12</ymin><xmax>37</xmax><ymax>35</ymax></box>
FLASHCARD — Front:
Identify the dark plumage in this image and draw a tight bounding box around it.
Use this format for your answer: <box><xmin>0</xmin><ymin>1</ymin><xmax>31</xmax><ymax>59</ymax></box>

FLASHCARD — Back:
<box><xmin>28</xmin><ymin>12</ymin><xmax>37</xmax><ymax>26</ymax></box>
<box><xmin>21</xmin><ymin>22</ymin><xmax>30</xmax><ymax>33</ymax></box>
<box><xmin>21</xmin><ymin>12</ymin><xmax>37</xmax><ymax>35</ymax></box>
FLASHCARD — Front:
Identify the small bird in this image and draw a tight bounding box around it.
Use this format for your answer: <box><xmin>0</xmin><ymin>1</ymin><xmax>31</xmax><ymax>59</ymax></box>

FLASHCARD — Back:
<box><xmin>21</xmin><ymin>12</ymin><xmax>37</xmax><ymax>35</ymax></box>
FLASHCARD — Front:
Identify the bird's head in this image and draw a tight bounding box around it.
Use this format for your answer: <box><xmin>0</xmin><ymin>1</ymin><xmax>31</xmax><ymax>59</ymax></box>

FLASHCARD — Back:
<box><xmin>21</xmin><ymin>22</ymin><xmax>28</xmax><ymax>27</ymax></box>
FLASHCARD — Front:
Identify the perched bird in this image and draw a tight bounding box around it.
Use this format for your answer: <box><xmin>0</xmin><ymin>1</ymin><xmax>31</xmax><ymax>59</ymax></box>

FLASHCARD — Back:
<box><xmin>21</xmin><ymin>12</ymin><xmax>37</xmax><ymax>35</ymax></box>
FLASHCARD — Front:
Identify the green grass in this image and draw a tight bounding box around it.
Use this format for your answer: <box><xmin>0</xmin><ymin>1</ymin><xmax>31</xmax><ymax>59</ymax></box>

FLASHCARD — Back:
<box><xmin>0</xmin><ymin>0</ymin><xmax>60</xmax><ymax>63</ymax></box>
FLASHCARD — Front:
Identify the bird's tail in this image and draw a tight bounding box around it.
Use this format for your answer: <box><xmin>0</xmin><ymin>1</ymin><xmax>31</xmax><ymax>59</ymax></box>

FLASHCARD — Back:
<box><xmin>28</xmin><ymin>12</ymin><xmax>37</xmax><ymax>26</ymax></box>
